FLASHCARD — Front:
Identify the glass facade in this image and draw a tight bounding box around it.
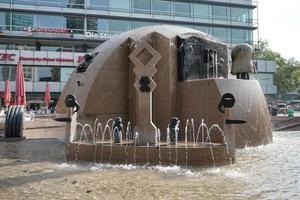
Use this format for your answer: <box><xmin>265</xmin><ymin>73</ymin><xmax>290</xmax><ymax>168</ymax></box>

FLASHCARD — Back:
<box><xmin>212</xmin><ymin>6</ymin><xmax>229</xmax><ymax>21</ymax></box>
<box><xmin>0</xmin><ymin>0</ymin><xmax>255</xmax><ymax>24</ymax></box>
<box><xmin>110</xmin><ymin>0</ymin><xmax>129</xmax><ymax>11</ymax></box>
<box><xmin>194</xmin><ymin>4</ymin><xmax>211</xmax><ymax>19</ymax></box>
<box><xmin>1</xmin><ymin>9</ymin><xmax>254</xmax><ymax>46</ymax></box>
<box><xmin>154</xmin><ymin>0</ymin><xmax>171</xmax><ymax>16</ymax></box>
<box><xmin>87</xmin><ymin>18</ymin><xmax>109</xmax><ymax>32</ymax></box>
<box><xmin>174</xmin><ymin>2</ymin><xmax>191</xmax><ymax>18</ymax></box>
<box><xmin>65</xmin><ymin>16</ymin><xmax>84</xmax><ymax>34</ymax></box>
<box><xmin>0</xmin><ymin>0</ymin><xmax>256</xmax><ymax>46</ymax></box>
<box><xmin>87</xmin><ymin>0</ymin><xmax>108</xmax><ymax>10</ymax></box>
<box><xmin>37</xmin><ymin>15</ymin><xmax>63</xmax><ymax>28</ymax></box>
<box><xmin>35</xmin><ymin>66</ymin><xmax>60</xmax><ymax>82</ymax></box>
<box><xmin>0</xmin><ymin>11</ymin><xmax>10</xmax><ymax>31</ymax></box>
<box><xmin>12</xmin><ymin>12</ymin><xmax>35</xmax><ymax>31</ymax></box>
<box><xmin>0</xmin><ymin>65</ymin><xmax>32</xmax><ymax>81</ymax></box>
<box><xmin>133</xmin><ymin>0</ymin><xmax>151</xmax><ymax>14</ymax></box>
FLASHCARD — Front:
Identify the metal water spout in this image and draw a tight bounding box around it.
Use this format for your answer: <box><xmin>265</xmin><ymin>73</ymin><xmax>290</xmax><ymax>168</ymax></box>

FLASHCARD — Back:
<box><xmin>168</xmin><ymin>117</ymin><xmax>180</xmax><ymax>145</ymax></box>
<box><xmin>112</xmin><ymin>117</ymin><xmax>123</xmax><ymax>143</ymax></box>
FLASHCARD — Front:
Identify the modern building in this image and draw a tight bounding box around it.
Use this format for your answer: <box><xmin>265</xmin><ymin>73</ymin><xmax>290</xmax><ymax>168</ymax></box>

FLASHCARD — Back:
<box><xmin>0</xmin><ymin>0</ymin><xmax>258</xmax><ymax>107</ymax></box>
<box><xmin>251</xmin><ymin>60</ymin><xmax>278</xmax><ymax>101</ymax></box>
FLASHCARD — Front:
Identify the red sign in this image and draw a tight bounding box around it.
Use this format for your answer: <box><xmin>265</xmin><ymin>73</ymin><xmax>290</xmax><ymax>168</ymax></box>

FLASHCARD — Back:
<box><xmin>19</xmin><ymin>56</ymin><xmax>75</xmax><ymax>63</ymax></box>
<box><xmin>0</xmin><ymin>53</ymin><xmax>83</xmax><ymax>63</ymax></box>
<box><xmin>23</xmin><ymin>27</ymin><xmax>72</xmax><ymax>35</ymax></box>
<box><xmin>0</xmin><ymin>53</ymin><xmax>16</xmax><ymax>61</ymax></box>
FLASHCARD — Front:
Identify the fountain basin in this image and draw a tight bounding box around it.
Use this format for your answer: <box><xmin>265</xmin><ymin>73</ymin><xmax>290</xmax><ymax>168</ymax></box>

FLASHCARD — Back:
<box><xmin>67</xmin><ymin>142</ymin><xmax>233</xmax><ymax>166</ymax></box>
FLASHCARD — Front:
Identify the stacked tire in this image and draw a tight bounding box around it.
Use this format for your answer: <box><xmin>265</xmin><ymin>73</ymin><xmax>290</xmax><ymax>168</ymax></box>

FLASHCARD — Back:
<box><xmin>5</xmin><ymin>106</ymin><xmax>24</xmax><ymax>138</ymax></box>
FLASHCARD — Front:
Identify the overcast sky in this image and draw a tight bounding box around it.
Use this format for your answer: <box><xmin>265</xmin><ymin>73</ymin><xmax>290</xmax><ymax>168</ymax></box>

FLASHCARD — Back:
<box><xmin>258</xmin><ymin>0</ymin><xmax>300</xmax><ymax>60</ymax></box>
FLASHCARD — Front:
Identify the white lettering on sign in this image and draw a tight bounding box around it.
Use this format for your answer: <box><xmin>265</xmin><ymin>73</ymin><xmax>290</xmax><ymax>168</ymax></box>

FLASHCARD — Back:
<box><xmin>85</xmin><ymin>32</ymin><xmax>118</xmax><ymax>40</ymax></box>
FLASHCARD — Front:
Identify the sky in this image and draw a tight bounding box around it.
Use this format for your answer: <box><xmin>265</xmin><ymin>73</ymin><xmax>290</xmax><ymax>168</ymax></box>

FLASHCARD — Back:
<box><xmin>258</xmin><ymin>0</ymin><xmax>300</xmax><ymax>60</ymax></box>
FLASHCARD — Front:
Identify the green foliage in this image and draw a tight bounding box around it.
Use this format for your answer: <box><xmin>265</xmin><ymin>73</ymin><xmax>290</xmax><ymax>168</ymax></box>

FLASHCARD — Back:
<box><xmin>254</xmin><ymin>39</ymin><xmax>300</xmax><ymax>94</ymax></box>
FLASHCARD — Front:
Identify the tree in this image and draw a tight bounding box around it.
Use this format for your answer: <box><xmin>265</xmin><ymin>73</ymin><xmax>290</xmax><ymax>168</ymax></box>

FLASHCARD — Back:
<box><xmin>254</xmin><ymin>39</ymin><xmax>300</xmax><ymax>95</ymax></box>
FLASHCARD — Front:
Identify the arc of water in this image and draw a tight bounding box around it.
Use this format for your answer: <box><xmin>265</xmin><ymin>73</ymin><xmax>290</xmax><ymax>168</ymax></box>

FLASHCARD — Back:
<box><xmin>82</xmin><ymin>124</ymin><xmax>94</xmax><ymax>143</ymax></box>
<box><xmin>97</xmin><ymin>119</ymin><xmax>114</xmax><ymax>142</ymax></box>
<box><xmin>206</xmin><ymin>124</ymin><xmax>224</xmax><ymax>144</ymax></box>
<box><xmin>195</xmin><ymin>119</ymin><xmax>209</xmax><ymax>148</ymax></box>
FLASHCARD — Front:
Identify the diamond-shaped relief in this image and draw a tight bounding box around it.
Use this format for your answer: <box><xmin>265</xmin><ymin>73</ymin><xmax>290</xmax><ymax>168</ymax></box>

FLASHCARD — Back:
<box><xmin>133</xmin><ymin>65</ymin><xmax>157</xmax><ymax>77</ymax></box>
<box><xmin>134</xmin><ymin>76</ymin><xmax>156</xmax><ymax>92</ymax></box>
<box><xmin>129</xmin><ymin>41</ymin><xmax>162</xmax><ymax>69</ymax></box>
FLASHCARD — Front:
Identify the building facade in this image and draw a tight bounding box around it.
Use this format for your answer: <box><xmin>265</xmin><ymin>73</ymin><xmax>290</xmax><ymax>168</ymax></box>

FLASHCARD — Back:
<box><xmin>0</xmin><ymin>0</ymin><xmax>258</xmax><ymax>106</ymax></box>
<box><xmin>251</xmin><ymin>60</ymin><xmax>278</xmax><ymax>101</ymax></box>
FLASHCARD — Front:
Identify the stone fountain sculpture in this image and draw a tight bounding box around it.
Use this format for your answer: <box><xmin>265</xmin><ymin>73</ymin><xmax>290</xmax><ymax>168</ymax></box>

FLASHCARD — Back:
<box><xmin>56</xmin><ymin>25</ymin><xmax>272</xmax><ymax>166</ymax></box>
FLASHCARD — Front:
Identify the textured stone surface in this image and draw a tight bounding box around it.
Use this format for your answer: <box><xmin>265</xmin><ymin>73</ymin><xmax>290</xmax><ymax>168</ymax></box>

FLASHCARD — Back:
<box><xmin>57</xmin><ymin>25</ymin><xmax>272</xmax><ymax>155</ymax></box>
<box><xmin>129</xmin><ymin>41</ymin><xmax>161</xmax><ymax>144</ymax></box>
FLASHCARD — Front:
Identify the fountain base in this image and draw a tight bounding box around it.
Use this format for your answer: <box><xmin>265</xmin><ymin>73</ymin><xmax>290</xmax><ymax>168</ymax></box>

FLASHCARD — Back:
<box><xmin>66</xmin><ymin>142</ymin><xmax>233</xmax><ymax>167</ymax></box>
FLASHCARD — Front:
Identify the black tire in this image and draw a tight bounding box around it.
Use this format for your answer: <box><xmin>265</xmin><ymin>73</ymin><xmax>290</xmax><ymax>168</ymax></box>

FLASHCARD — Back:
<box><xmin>5</xmin><ymin>106</ymin><xmax>13</xmax><ymax>137</ymax></box>
<box><xmin>12</xmin><ymin>106</ymin><xmax>21</xmax><ymax>137</ymax></box>
<box><xmin>16</xmin><ymin>107</ymin><xmax>24</xmax><ymax>137</ymax></box>
<box><xmin>7</xmin><ymin>106</ymin><xmax>17</xmax><ymax>138</ymax></box>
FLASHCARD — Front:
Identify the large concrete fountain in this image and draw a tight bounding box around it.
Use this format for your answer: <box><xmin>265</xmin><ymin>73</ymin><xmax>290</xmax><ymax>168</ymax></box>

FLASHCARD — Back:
<box><xmin>56</xmin><ymin>25</ymin><xmax>272</xmax><ymax>166</ymax></box>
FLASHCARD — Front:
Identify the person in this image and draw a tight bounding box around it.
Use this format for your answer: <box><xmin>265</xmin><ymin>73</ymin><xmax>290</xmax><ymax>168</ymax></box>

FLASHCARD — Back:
<box><xmin>271</xmin><ymin>105</ymin><xmax>278</xmax><ymax>116</ymax></box>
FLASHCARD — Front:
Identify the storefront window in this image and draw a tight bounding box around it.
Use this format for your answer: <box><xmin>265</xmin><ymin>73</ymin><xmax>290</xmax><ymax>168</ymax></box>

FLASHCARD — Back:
<box><xmin>131</xmin><ymin>21</ymin><xmax>151</xmax><ymax>29</ymax></box>
<box><xmin>87</xmin><ymin>0</ymin><xmax>108</xmax><ymax>10</ymax></box>
<box><xmin>60</xmin><ymin>67</ymin><xmax>74</xmax><ymax>82</ymax></box>
<box><xmin>133</xmin><ymin>0</ymin><xmax>151</xmax><ymax>14</ymax></box>
<box><xmin>37</xmin><ymin>15</ymin><xmax>63</xmax><ymax>28</ymax></box>
<box><xmin>87</xmin><ymin>17</ymin><xmax>109</xmax><ymax>32</ymax></box>
<box><xmin>0</xmin><ymin>66</ymin><xmax>15</xmax><ymax>81</ymax></box>
<box><xmin>14</xmin><ymin>44</ymin><xmax>35</xmax><ymax>50</ymax></box>
<box><xmin>231</xmin><ymin>28</ymin><xmax>245</xmax><ymax>44</ymax></box>
<box><xmin>213</xmin><ymin>27</ymin><xmax>230</xmax><ymax>43</ymax></box>
<box><xmin>63</xmin><ymin>0</ymin><xmax>84</xmax><ymax>9</ymax></box>
<box><xmin>109</xmin><ymin>19</ymin><xmax>129</xmax><ymax>33</ymax></box>
<box><xmin>0</xmin><ymin>11</ymin><xmax>10</xmax><ymax>31</ymax></box>
<box><xmin>35</xmin><ymin>66</ymin><xmax>60</xmax><ymax>82</ymax></box>
<box><xmin>154</xmin><ymin>0</ymin><xmax>171</xmax><ymax>16</ymax></box>
<box><xmin>38</xmin><ymin>0</ymin><xmax>61</xmax><ymax>7</ymax></box>
<box><xmin>24</xmin><ymin>66</ymin><xmax>33</xmax><ymax>81</ymax></box>
<box><xmin>0</xmin><ymin>65</ymin><xmax>32</xmax><ymax>81</ymax></box>
<box><xmin>64</xmin><ymin>16</ymin><xmax>84</xmax><ymax>34</ymax></box>
<box><xmin>231</xmin><ymin>7</ymin><xmax>249</xmax><ymax>22</ymax></box>
<box><xmin>13</xmin><ymin>0</ymin><xmax>36</xmax><ymax>6</ymax></box>
<box><xmin>110</xmin><ymin>0</ymin><xmax>129</xmax><ymax>12</ymax></box>
<box><xmin>194</xmin><ymin>4</ymin><xmax>211</xmax><ymax>19</ymax></box>
<box><xmin>174</xmin><ymin>2</ymin><xmax>191</xmax><ymax>18</ymax></box>
<box><xmin>12</xmin><ymin>12</ymin><xmax>35</xmax><ymax>31</ymax></box>
<box><xmin>193</xmin><ymin>25</ymin><xmax>211</xmax><ymax>34</ymax></box>
<box><xmin>41</xmin><ymin>45</ymin><xmax>62</xmax><ymax>51</ymax></box>
<box><xmin>245</xmin><ymin>30</ymin><xmax>253</xmax><ymax>44</ymax></box>
<box><xmin>213</xmin><ymin>6</ymin><xmax>229</xmax><ymax>21</ymax></box>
